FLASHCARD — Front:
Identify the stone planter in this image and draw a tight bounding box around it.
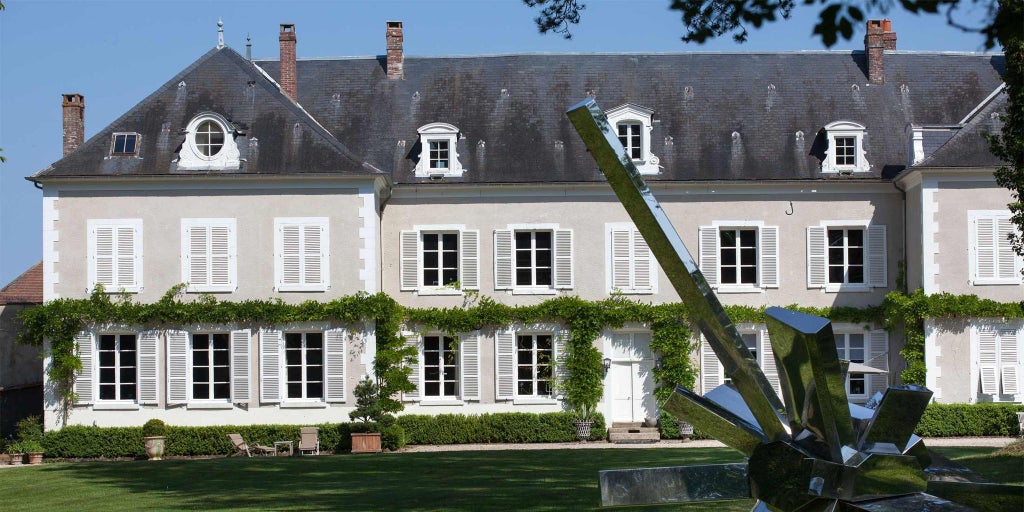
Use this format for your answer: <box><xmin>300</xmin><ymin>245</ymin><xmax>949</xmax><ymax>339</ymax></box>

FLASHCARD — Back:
<box><xmin>573</xmin><ymin>420</ymin><xmax>594</xmax><ymax>441</ymax></box>
<box><xmin>677</xmin><ymin>421</ymin><xmax>694</xmax><ymax>440</ymax></box>
<box><xmin>351</xmin><ymin>433</ymin><xmax>382</xmax><ymax>453</ymax></box>
<box><xmin>145</xmin><ymin>436</ymin><xmax>166</xmax><ymax>461</ymax></box>
<box><xmin>8</xmin><ymin>453</ymin><xmax>23</xmax><ymax>466</ymax></box>
<box><xmin>25</xmin><ymin>452</ymin><xmax>43</xmax><ymax>465</ymax></box>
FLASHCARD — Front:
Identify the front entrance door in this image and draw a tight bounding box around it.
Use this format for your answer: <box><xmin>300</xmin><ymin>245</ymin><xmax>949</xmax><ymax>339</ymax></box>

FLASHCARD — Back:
<box><xmin>610</xmin><ymin>360</ymin><xmax>656</xmax><ymax>423</ymax></box>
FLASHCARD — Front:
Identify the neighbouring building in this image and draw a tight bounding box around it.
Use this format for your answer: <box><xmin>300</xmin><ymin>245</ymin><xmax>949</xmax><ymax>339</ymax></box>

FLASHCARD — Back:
<box><xmin>27</xmin><ymin>19</ymin><xmax>1020</xmax><ymax>431</ymax></box>
<box><xmin>0</xmin><ymin>262</ymin><xmax>44</xmax><ymax>436</ymax></box>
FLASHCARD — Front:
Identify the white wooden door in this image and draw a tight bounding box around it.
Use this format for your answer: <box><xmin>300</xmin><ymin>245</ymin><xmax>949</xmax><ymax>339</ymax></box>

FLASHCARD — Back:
<box><xmin>611</xmin><ymin>360</ymin><xmax>657</xmax><ymax>423</ymax></box>
<box><xmin>634</xmin><ymin>360</ymin><xmax>657</xmax><ymax>422</ymax></box>
<box><xmin>611</xmin><ymin>362</ymin><xmax>635</xmax><ymax>422</ymax></box>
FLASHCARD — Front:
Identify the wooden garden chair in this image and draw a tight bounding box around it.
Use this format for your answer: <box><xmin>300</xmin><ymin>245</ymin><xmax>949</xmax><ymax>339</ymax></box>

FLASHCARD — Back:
<box><xmin>298</xmin><ymin>427</ymin><xmax>320</xmax><ymax>455</ymax></box>
<box><xmin>227</xmin><ymin>433</ymin><xmax>276</xmax><ymax>457</ymax></box>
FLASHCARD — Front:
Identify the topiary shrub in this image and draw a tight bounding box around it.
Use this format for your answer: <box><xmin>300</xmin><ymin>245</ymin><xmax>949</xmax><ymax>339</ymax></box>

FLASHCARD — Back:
<box><xmin>142</xmin><ymin>419</ymin><xmax>167</xmax><ymax>438</ymax></box>
<box><xmin>381</xmin><ymin>424</ymin><xmax>406</xmax><ymax>451</ymax></box>
<box><xmin>16</xmin><ymin>415</ymin><xmax>44</xmax><ymax>443</ymax></box>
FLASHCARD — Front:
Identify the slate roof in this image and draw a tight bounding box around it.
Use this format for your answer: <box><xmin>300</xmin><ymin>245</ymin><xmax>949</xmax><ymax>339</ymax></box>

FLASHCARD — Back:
<box><xmin>914</xmin><ymin>88</ymin><xmax>1008</xmax><ymax>168</ymax></box>
<box><xmin>32</xmin><ymin>47</ymin><xmax>382</xmax><ymax>180</ymax></box>
<box><xmin>0</xmin><ymin>262</ymin><xmax>43</xmax><ymax>305</ymax></box>
<box><xmin>257</xmin><ymin>51</ymin><xmax>1004</xmax><ymax>184</ymax></box>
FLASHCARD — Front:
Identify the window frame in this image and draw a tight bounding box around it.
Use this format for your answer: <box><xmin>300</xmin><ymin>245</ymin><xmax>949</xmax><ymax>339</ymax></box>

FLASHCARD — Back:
<box><xmin>96</xmin><ymin>333</ymin><xmax>139</xmax><ymax>403</ymax></box>
<box><xmin>718</xmin><ymin>227</ymin><xmax>759</xmax><ymax>288</ymax></box>
<box><xmin>968</xmin><ymin>210</ymin><xmax>1023</xmax><ymax>285</ymax></box>
<box><xmin>700</xmin><ymin>221</ymin><xmax>779</xmax><ymax>293</ymax></box>
<box><xmin>821</xmin><ymin>121</ymin><xmax>870</xmax><ymax>174</ymax></box>
<box><xmin>283</xmin><ymin>331</ymin><xmax>325</xmax><ymax>402</ymax></box>
<box><xmin>421</xmin><ymin>334</ymin><xmax>460</xmax><ymax>399</ymax></box>
<box><xmin>971</xmin><ymin>322</ymin><xmax>1023</xmax><ymax>403</ymax></box>
<box><xmin>808</xmin><ymin>220</ymin><xmax>885</xmax><ymax>292</ymax></box>
<box><xmin>827</xmin><ymin>227</ymin><xmax>866</xmax><ymax>286</ymax></box>
<box><xmin>834</xmin><ymin>331</ymin><xmax>869</xmax><ymax>400</ymax></box>
<box><xmin>514</xmin><ymin>230</ymin><xmax>554</xmax><ymax>289</ymax></box>
<box><xmin>515</xmin><ymin>332</ymin><xmax>555</xmax><ymax>399</ymax></box>
<box><xmin>181</xmin><ymin>218</ymin><xmax>237</xmax><ymax>293</ymax></box>
<box><xmin>401</xmin><ymin>225</ymin><xmax>479</xmax><ymax>295</ymax></box>
<box><xmin>414</xmin><ymin>123</ymin><xmax>464</xmax><ymax>178</ymax></box>
<box><xmin>177</xmin><ymin>112</ymin><xmax>241</xmax><ymax>171</ymax></box>
<box><xmin>87</xmin><ymin>218</ymin><xmax>143</xmax><ymax>294</ymax></box>
<box><xmin>274</xmin><ymin>217</ymin><xmax>330</xmax><ymax>292</ymax></box>
<box><xmin>190</xmin><ymin>332</ymin><xmax>232</xmax><ymax>402</ymax></box>
<box><xmin>605</xmin><ymin>103</ymin><xmax>658</xmax><ymax>175</ymax></box>
<box><xmin>605</xmin><ymin>222</ymin><xmax>657</xmax><ymax>295</ymax></box>
<box><xmin>110</xmin><ymin>132</ymin><xmax>140</xmax><ymax>156</ymax></box>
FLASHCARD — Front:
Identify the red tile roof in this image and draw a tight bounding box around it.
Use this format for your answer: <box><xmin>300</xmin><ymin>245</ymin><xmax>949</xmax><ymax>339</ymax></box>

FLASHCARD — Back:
<box><xmin>0</xmin><ymin>262</ymin><xmax>43</xmax><ymax>305</ymax></box>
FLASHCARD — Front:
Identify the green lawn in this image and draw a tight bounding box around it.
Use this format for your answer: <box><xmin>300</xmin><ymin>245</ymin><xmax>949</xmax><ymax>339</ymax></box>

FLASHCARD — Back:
<box><xmin>2</xmin><ymin>446</ymin><xmax>1018</xmax><ymax>511</ymax></box>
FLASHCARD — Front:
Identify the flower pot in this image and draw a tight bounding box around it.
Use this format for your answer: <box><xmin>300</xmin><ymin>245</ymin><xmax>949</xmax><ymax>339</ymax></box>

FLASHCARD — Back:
<box><xmin>573</xmin><ymin>420</ymin><xmax>593</xmax><ymax>441</ymax></box>
<box><xmin>145</xmin><ymin>436</ymin><xmax>166</xmax><ymax>460</ymax></box>
<box><xmin>351</xmin><ymin>433</ymin><xmax>382</xmax><ymax>453</ymax></box>
<box><xmin>26</xmin><ymin>452</ymin><xmax>43</xmax><ymax>465</ymax></box>
<box><xmin>8</xmin><ymin>453</ymin><xmax>23</xmax><ymax>466</ymax></box>
<box><xmin>677</xmin><ymin>421</ymin><xmax>694</xmax><ymax>440</ymax></box>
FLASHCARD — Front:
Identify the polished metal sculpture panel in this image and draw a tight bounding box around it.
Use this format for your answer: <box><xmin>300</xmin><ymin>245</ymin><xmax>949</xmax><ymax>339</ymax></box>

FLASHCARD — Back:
<box><xmin>566</xmin><ymin>98</ymin><xmax>1022</xmax><ymax>512</ymax></box>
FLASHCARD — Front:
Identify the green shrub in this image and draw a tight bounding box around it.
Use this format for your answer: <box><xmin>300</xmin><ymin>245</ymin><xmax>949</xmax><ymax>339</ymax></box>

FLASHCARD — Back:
<box><xmin>15</xmin><ymin>415</ymin><xmax>44</xmax><ymax>443</ymax></box>
<box><xmin>381</xmin><ymin>424</ymin><xmax>406</xmax><ymax>451</ymax></box>
<box><xmin>658</xmin><ymin>410</ymin><xmax>710</xmax><ymax>440</ymax></box>
<box><xmin>916</xmin><ymin>403</ymin><xmax>1024</xmax><ymax>437</ymax></box>
<box><xmin>141</xmin><ymin>419</ymin><xmax>167</xmax><ymax>438</ymax></box>
<box><xmin>397</xmin><ymin>412</ymin><xmax>606</xmax><ymax>444</ymax></box>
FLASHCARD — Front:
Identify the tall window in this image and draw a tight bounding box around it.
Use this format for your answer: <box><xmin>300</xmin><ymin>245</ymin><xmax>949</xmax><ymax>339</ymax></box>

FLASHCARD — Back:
<box><xmin>285</xmin><ymin>332</ymin><xmax>324</xmax><ymax>400</ymax></box>
<box><xmin>835</xmin><ymin>333</ymin><xmax>866</xmax><ymax>396</ymax></box>
<box><xmin>720</xmin><ymin>229</ymin><xmax>757</xmax><ymax>285</ymax></box>
<box><xmin>429</xmin><ymin>140</ymin><xmax>450</xmax><ymax>169</ymax></box>
<box><xmin>617</xmin><ymin>122</ymin><xmax>642</xmax><ymax>160</ymax></box>
<box><xmin>723</xmin><ymin>333</ymin><xmax>758</xmax><ymax>386</ymax></box>
<box><xmin>423</xmin><ymin>335</ymin><xmax>459</xmax><ymax>398</ymax></box>
<box><xmin>834</xmin><ymin>136</ymin><xmax>856</xmax><ymax>166</ymax></box>
<box><xmin>192</xmin><ymin>333</ymin><xmax>230</xmax><ymax>400</ymax></box>
<box><xmin>515</xmin><ymin>231</ymin><xmax>552</xmax><ymax>287</ymax></box>
<box><xmin>98</xmin><ymin>334</ymin><xmax>137</xmax><ymax>401</ymax></box>
<box><xmin>422</xmin><ymin>232</ymin><xmax>459</xmax><ymax>287</ymax></box>
<box><xmin>516</xmin><ymin>334</ymin><xmax>553</xmax><ymax>397</ymax></box>
<box><xmin>827</xmin><ymin>228</ymin><xmax>864</xmax><ymax>284</ymax></box>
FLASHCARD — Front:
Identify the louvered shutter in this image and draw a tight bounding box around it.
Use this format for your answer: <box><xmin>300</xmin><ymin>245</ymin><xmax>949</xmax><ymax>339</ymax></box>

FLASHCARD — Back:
<box><xmin>210</xmin><ymin>224</ymin><xmax>232</xmax><ymax>288</ymax></box>
<box><xmin>978</xmin><ymin>328</ymin><xmax>998</xmax><ymax>395</ymax></box>
<box><xmin>632</xmin><ymin>228</ymin><xmax>653</xmax><ymax>290</ymax></box>
<box><xmin>116</xmin><ymin>225</ymin><xmax>138</xmax><ymax>289</ymax></box>
<box><xmin>867</xmin><ymin>225</ymin><xmax>887</xmax><ymax>287</ymax></box>
<box><xmin>867</xmin><ymin>330</ymin><xmax>889</xmax><ymax>397</ymax></box>
<box><xmin>997</xmin><ymin>218</ymin><xmax>1017</xmax><ymax>280</ymax></box>
<box><xmin>611</xmin><ymin>228</ymin><xmax>632</xmax><ymax>290</ymax></box>
<box><xmin>303</xmin><ymin>224</ymin><xmax>325</xmax><ymax>287</ymax></box>
<box><xmin>325</xmin><ymin>328</ymin><xmax>346</xmax><ymax>403</ymax></box>
<box><xmin>400</xmin><ymin>230</ymin><xmax>420</xmax><ymax>291</ymax></box>
<box><xmin>403</xmin><ymin>334</ymin><xmax>421</xmax><ymax>401</ymax></box>
<box><xmin>701</xmin><ymin>338</ymin><xmax>721</xmax><ymax>394</ymax></box>
<box><xmin>999</xmin><ymin>328</ymin><xmax>1020</xmax><ymax>395</ymax></box>
<box><xmin>460</xmin><ymin>331</ymin><xmax>481</xmax><ymax>400</ymax></box>
<box><xmin>166</xmin><ymin>330</ymin><xmax>189</xmax><ymax>404</ymax></box>
<box><xmin>138</xmin><ymin>330</ymin><xmax>160</xmax><ymax>404</ymax></box>
<box><xmin>975</xmin><ymin>217</ymin><xmax>997</xmax><ymax>281</ymax></box>
<box><xmin>553</xmin><ymin>330</ymin><xmax>569</xmax><ymax>398</ymax></box>
<box><xmin>760</xmin><ymin>329</ymin><xmax>781</xmax><ymax>398</ymax></box>
<box><xmin>760</xmin><ymin>226</ymin><xmax>779</xmax><ymax>288</ymax></box>
<box><xmin>460</xmin><ymin>230</ymin><xmax>480</xmax><ymax>290</ymax></box>
<box><xmin>74</xmin><ymin>332</ymin><xmax>95</xmax><ymax>404</ymax></box>
<box><xmin>554</xmin><ymin>229</ymin><xmax>574</xmax><ymax>289</ymax></box>
<box><xmin>279</xmin><ymin>225</ymin><xmax>301</xmax><ymax>288</ymax></box>
<box><xmin>230</xmin><ymin>329</ymin><xmax>251</xmax><ymax>403</ymax></box>
<box><xmin>807</xmin><ymin>226</ymin><xmax>827</xmax><ymax>288</ymax></box>
<box><xmin>186</xmin><ymin>225</ymin><xmax>210</xmax><ymax>287</ymax></box>
<box><xmin>260</xmin><ymin>329</ymin><xmax>283</xmax><ymax>403</ymax></box>
<box><xmin>496</xmin><ymin>331</ymin><xmax>515</xmax><ymax>400</ymax></box>
<box><xmin>494</xmin><ymin>230</ymin><xmax>513</xmax><ymax>290</ymax></box>
<box><xmin>699</xmin><ymin>227</ymin><xmax>719</xmax><ymax>287</ymax></box>
<box><xmin>93</xmin><ymin>226</ymin><xmax>115</xmax><ymax>288</ymax></box>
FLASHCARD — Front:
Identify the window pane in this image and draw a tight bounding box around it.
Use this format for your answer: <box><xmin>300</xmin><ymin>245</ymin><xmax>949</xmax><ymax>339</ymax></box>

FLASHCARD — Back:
<box><xmin>517</xmin><ymin>336</ymin><xmax>532</xmax><ymax>350</ymax></box>
<box><xmin>535</xmin><ymin>268</ymin><xmax>552</xmax><ymax>285</ymax></box>
<box><xmin>424</xmin><ymin>269</ymin><xmax>439</xmax><ymax>286</ymax></box>
<box><xmin>537</xmin><ymin>336</ymin><xmax>552</xmax><ymax>351</ymax></box>
<box><xmin>516</xmin><ymin>269</ymin><xmax>532</xmax><ymax>285</ymax></box>
<box><xmin>193</xmin><ymin>384</ymin><xmax>209</xmax><ymax>400</ymax></box>
<box><xmin>425</xmin><ymin>382</ymin><xmax>440</xmax><ymax>396</ymax></box>
<box><xmin>848</xmin><ymin>248</ymin><xmax>863</xmax><ymax>265</ymax></box>
<box><xmin>99</xmin><ymin>335</ymin><xmax>116</xmax><ymax>351</ymax></box>
<box><xmin>515</xmin><ymin>232</ymin><xmax>532</xmax><ymax>248</ymax></box>
<box><xmin>120</xmin><ymin>335</ymin><xmax>136</xmax><ymax>351</ymax></box>
<box><xmin>120</xmin><ymin>368</ymin><xmax>136</xmax><ymax>383</ymax></box>
<box><xmin>287</xmin><ymin>366</ymin><xmax>302</xmax><ymax>381</ymax></box>
<box><xmin>213</xmin><ymin>366</ymin><xmax>230</xmax><ymax>383</ymax></box>
<box><xmin>740</xmin><ymin>248</ymin><xmax>757</xmax><ymax>265</ymax></box>
<box><xmin>194</xmin><ymin>367</ymin><xmax>209</xmax><ymax>383</ymax></box>
<box><xmin>829</xmin><ymin>267</ymin><xmax>845</xmax><ymax>283</ymax></box>
<box><xmin>424</xmin><ymin>336</ymin><xmax>439</xmax><ymax>351</ymax></box>
<box><xmin>124</xmin><ymin>135</ymin><xmax>137</xmax><ymax>154</ymax></box>
<box><xmin>100</xmin><ymin>368</ymin><xmax>115</xmax><ymax>384</ymax></box>
<box><xmin>425</xmin><ymin>366</ymin><xmax>440</xmax><ymax>380</ymax></box>
<box><xmin>306</xmin><ymin>366</ymin><xmax>322</xmax><ymax>382</ymax></box>
<box><xmin>849</xmin><ymin>267</ymin><xmax>864</xmax><ymax>283</ymax></box>
<box><xmin>721</xmin><ymin>248</ymin><xmax>736</xmax><ymax>266</ymax></box>
<box><xmin>518</xmin><ymin>381</ymin><xmax>533</xmax><ymax>395</ymax></box>
<box><xmin>423</xmin><ymin>251</ymin><xmax>438</xmax><ymax>268</ymax></box>
<box><xmin>287</xmin><ymin>383</ymin><xmax>302</xmax><ymax>398</ymax></box>
<box><xmin>828</xmin><ymin>230</ymin><xmax>844</xmax><ymax>246</ymax></box>
<box><xmin>306</xmin><ymin>333</ymin><xmax>323</xmax><ymax>348</ymax></box>
<box><xmin>286</xmin><ymin>350</ymin><xmax>301</xmax><ymax>365</ymax></box>
<box><xmin>113</xmin><ymin>135</ymin><xmax>126</xmax><ymax>154</ymax></box>
<box><xmin>515</xmin><ymin>250</ymin><xmax>531</xmax><ymax>267</ymax></box>
<box><xmin>720</xmin><ymin>230</ymin><xmax>736</xmax><ymax>247</ymax></box>
<box><xmin>307</xmin><ymin>350</ymin><xmax>322</xmax><ymax>366</ymax></box>
<box><xmin>721</xmin><ymin>268</ymin><xmax>737</xmax><ymax>284</ymax></box>
<box><xmin>99</xmin><ymin>351</ymin><xmax>115</xmax><ymax>367</ymax></box>
<box><xmin>442</xmin><ymin>269</ymin><xmax>458</xmax><ymax>285</ymax></box>
<box><xmin>740</xmin><ymin>267</ymin><xmax>757</xmax><ymax>284</ymax></box>
<box><xmin>740</xmin><ymin>230</ymin><xmax>756</xmax><ymax>246</ymax></box>
<box><xmin>422</xmin><ymin>233</ymin><xmax>438</xmax><ymax>249</ymax></box>
<box><xmin>425</xmin><ymin>351</ymin><xmax>439</xmax><ymax>366</ymax></box>
<box><xmin>121</xmin><ymin>384</ymin><xmax>136</xmax><ymax>400</ymax></box>
<box><xmin>444</xmin><ymin>382</ymin><xmax>457</xmax><ymax>396</ymax></box>
<box><xmin>829</xmin><ymin>248</ymin><xmax>845</xmax><ymax>263</ymax></box>
<box><xmin>194</xmin><ymin>350</ymin><xmax>210</xmax><ymax>366</ymax></box>
<box><xmin>535</xmin><ymin>249</ymin><xmax>551</xmax><ymax>267</ymax></box>
<box><xmin>848</xmin><ymin>229</ymin><xmax>863</xmax><ymax>246</ymax></box>
<box><xmin>442</xmin><ymin>251</ymin><xmax>458</xmax><ymax>268</ymax></box>
<box><xmin>537</xmin><ymin>381</ymin><xmax>550</xmax><ymax>396</ymax></box>
<box><xmin>213</xmin><ymin>383</ymin><xmax>230</xmax><ymax>399</ymax></box>
<box><xmin>285</xmin><ymin>333</ymin><xmax>303</xmax><ymax>348</ymax></box>
<box><xmin>442</xmin><ymin>233</ymin><xmax>458</xmax><ymax>247</ymax></box>
<box><xmin>99</xmin><ymin>385</ymin><xmax>115</xmax><ymax>400</ymax></box>
<box><xmin>443</xmin><ymin>367</ymin><xmax>456</xmax><ymax>380</ymax></box>
<box><xmin>535</xmin><ymin>232</ymin><xmax>552</xmax><ymax>248</ymax></box>
<box><xmin>213</xmin><ymin>349</ymin><xmax>229</xmax><ymax>366</ymax></box>
<box><xmin>517</xmin><ymin>351</ymin><xmax>532</xmax><ymax>365</ymax></box>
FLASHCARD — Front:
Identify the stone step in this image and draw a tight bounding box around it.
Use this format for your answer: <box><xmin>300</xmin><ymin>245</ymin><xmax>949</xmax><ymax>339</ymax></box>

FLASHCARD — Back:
<box><xmin>608</xmin><ymin>430</ymin><xmax>661</xmax><ymax>444</ymax></box>
<box><xmin>607</xmin><ymin>427</ymin><xmax>660</xmax><ymax>435</ymax></box>
<box><xmin>611</xmin><ymin>422</ymin><xmax>644</xmax><ymax>428</ymax></box>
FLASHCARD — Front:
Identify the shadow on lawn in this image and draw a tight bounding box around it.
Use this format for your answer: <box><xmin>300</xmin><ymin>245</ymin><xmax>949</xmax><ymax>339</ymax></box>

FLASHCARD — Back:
<box><xmin>40</xmin><ymin>448</ymin><xmax>750</xmax><ymax>511</ymax></box>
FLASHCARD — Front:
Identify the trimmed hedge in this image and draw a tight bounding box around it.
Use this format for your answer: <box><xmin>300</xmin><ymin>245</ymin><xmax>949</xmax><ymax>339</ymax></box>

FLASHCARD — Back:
<box><xmin>42</xmin><ymin>412</ymin><xmax>603</xmax><ymax>458</ymax></box>
<box><xmin>916</xmin><ymin>403</ymin><xmax>1024</xmax><ymax>437</ymax></box>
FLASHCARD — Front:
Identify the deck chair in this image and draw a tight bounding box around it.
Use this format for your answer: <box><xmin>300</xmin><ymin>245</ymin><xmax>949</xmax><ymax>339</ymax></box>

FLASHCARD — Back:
<box><xmin>227</xmin><ymin>433</ymin><xmax>276</xmax><ymax>457</ymax></box>
<box><xmin>298</xmin><ymin>427</ymin><xmax>320</xmax><ymax>455</ymax></box>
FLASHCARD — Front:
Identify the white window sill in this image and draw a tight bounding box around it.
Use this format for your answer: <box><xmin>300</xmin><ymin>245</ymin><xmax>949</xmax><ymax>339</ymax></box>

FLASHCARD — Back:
<box><xmin>513</xmin><ymin>398</ymin><xmax>558</xmax><ymax>405</ymax></box>
<box><xmin>715</xmin><ymin>286</ymin><xmax>763</xmax><ymax>294</ymax></box>
<box><xmin>823</xmin><ymin>284</ymin><xmax>872</xmax><ymax>293</ymax></box>
<box><xmin>187</xmin><ymin>402</ymin><xmax>235</xmax><ymax>410</ymax></box>
<box><xmin>186</xmin><ymin>287</ymin><xmax>236</xmax><ymax>294</ymax></box>
<box><xmin>821</xmin><ymin>168</ymin><xmax>870</xmax><ymax>175</ymax></box>
<box><xmin>277</xmin><ymin>286</ymin><xmax>328</xmax><ymax>293</ymax></box>
<box><xmin>971</xmin><ymin>279</ymin><xmax>1022</xmax><ymax>286</ymax></box>
<box><xmin>418</xmin><ymin>288</ymin><xmax>463</xmax><ymax>296</ymax></box>
<box><xmin>280</xmin><ymin>401</ymin><xmax>328</xmax><ymax>409</ymax></box>
<box><xmin>609</xmin><ymin>289</ymin><xmax>654</xmax><ymax>295</ymax></box>
<box><xmin>419</xmin><ymin>400</ymin><xmax>465</xmax><ymax>406</ymax></box>
<box><xmin>93</xmin><ymin>402</ymin><xmax>140</xmax><ymax>411</ymax></box>
<box><xmin>511</xmin><ymin>288</ymin><xmax>558</xmax><ymax>296</ymax></box>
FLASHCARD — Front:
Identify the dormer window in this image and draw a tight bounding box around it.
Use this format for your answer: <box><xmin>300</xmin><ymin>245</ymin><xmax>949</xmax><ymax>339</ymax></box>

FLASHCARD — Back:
<box><xmin>605</xmin><ymin>104</ymin><xmax>659</xmax><ymax>175</ymax></box>
<box><xmin>177</xmin><ymin>112</ymin><xmax>241</xmax><ymax>171</ymax></box>
<box><xmin>110</xmin><ymin>133</ymin><xmax>139</xmax><ymax>156</ymax></box>
<box><xmin>415</xmin><ymin>122</ymin><xmax>464</xmax><ymax>178</ymax></box>
<box><xmin>822</xmin><ymin>121</ymin><xmax>870</xmax><ymax>174</ymax></box>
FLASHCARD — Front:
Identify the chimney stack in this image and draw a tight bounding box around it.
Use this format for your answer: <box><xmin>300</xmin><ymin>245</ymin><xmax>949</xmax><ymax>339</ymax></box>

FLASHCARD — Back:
<box><xmin>386</xmin><ymin>21</ymin><xmax>404</xmax><ymax>79</ymax></box>
<box><xmin>279</xmin><ymin>24</ymin><xmax>297</xmax><ymax>100</ymax></box>
<box><xmin>864</xmin><ymin>19</ymin><xmax>896</xmax><ymax>85</ymax></box>
<box><xmin>62</xmin><ymin>94</ymin><xmax>85</xmax><ymax>156</ymax></box>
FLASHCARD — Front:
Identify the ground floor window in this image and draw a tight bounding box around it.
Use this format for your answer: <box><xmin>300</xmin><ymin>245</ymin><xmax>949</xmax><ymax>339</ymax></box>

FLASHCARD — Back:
<box><xmin>285</xmin><ymin>332</ymin><xmax>323</xmax><ymax>399</ymax></box>
<box><xmin>192</xmin><ymin>333</ymin><xmax>230</xmax><ymax>400</ymax></box>
<box><xmin>517</xmin><ymin>334</ymin><xmax>553</xmax><ymax>397</ymax></box>
<box><xmin>835</xmin><ymin>332</ymin><xmax>866</xmax><ymax>397</ymax></box>
<box><xmin>98</xmin><ymin>334</ymin><xmax>137</xmax><ymax>401</ymax></box>
<box><xmin>423</xmin><ymin>335</ymin><xmax>459</xmax><ymax>397</ymax></box>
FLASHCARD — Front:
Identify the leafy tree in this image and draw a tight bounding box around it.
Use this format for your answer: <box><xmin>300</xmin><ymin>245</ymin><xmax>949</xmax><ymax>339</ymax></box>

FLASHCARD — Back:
<box><xmin>989</xmin><ymin>0</ymin><xmax>1023</xmax><ymax>267</ymax></box>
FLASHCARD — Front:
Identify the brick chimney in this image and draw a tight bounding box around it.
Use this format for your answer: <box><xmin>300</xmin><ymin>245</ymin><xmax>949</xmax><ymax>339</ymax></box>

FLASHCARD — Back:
<box><xmin>62</xmin><ymin>93</ymin><xmax>85</xmax><ymax>156</ymax></box>
<box><xmin>279</xmin><ymin>24</ymin><xmax>297</xmax><ymax>100</ymax></box>
<box><xmin>386</xmin><ymin>21</ymin><xmax>404</xmax><ymax>79</ymax></box>
<box><xmin>864</xmin><ymin>19</ymin><xmax>896</xmax><ymax>85</ymax></box>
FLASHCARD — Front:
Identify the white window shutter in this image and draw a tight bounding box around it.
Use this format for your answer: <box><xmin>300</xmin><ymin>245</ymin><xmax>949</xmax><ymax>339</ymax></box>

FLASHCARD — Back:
<box><xmin>610</xmin><ymin>228</ymin><xmax>632</xmax><ymax>290</ymax></box>
<box><xmin>460</xmin><ymin>331</ymin><xmax>481</xmax><ymax>400</ymax></box>
<box><xmin>137</xmin><ymin>330</ymin><xmax>160</xmax><ymax>404</ymax></box>
<box><xmin>867</xmin><ymin>330</ymin><xmax>889</xmax><ymax>397</ymax></box>
<box><xmin>73</xmin><ymin>332</ymin><xmax>95</xmax><ymax>404</ymax></box>
<box><xmin>230</xmin><ymin>329</ymin><xmax>251</xmax><ymax>403</ymax></box>
<box><xmin>303</xmin><ymin>224</ymin><xmax>324</xmax><ymax>287</ymax></box>
<box><xmin>494</xmin><ymin>230</ymin><xmax>513</xmax><ymax>290</ymax></box>
<box><xmin>997</xmin><ymin>218</ymin><xmax>1017</xmax><ymax>280</ymax></box>
<box><xmin>496</xmin><ymin>331</ymin><xmax>515</xmax><ymax>400</ymax></box>
<box><xmin>400</xmin><ymin>230</ymin><xmax>420</xmax><ymax>291</ymax></box>
<box><xmin>554</xmin><ymin>330</ymin><xmax>569</xmax><ymax>398</ymax></box>
<box><xmin>260</xmin><ymin>329</ymin><xmax>283</xmax><ymax>403</ymax></box>
<box><xmin>999</xmin><ymin>328</ymin><xmax>1020</xmax><ymax>395</ymax></box>
<box><xmin>978</xmin><ymin>328</ymin><xmax>998</xmax><ymax>395</ymax></box>
<box><xmin>325</xmin><ymin>328</ymin><xmax>346</xmax><ymax>403</ymax></box>
<box><xmin>760</xmin><ymin>226</ymin><xmax>780</xmax><ymax>288</ymax></box>
<box><xmin>460</xmin><ymin>230</ymin><xmax>480</xmax><ymax>290</ymax></box>
<box><xmin>632</xmin><ymin>228</ymin><xmax>653</xmax><ymax>290</ymax></box>
<box><xmin>166</xmin><ymin>330</ymin><xmax>189</xmax><ymax>405</ymax></box>
<box><xmin>554</xmin><ymin>229</ymin><xmax>574</xmax><ymax>289</ymax></box>
<box><xmin>279</xmin><ymin>225</ymin><xmax>301</xmax><ymax>288</ymax></box>
<box><xmin>701</xmin><ymin>338</ymin><xmax>721</xmax><ymax>394</ymax></box>
<box><xmin>117</xmin><ymin>226</ymin><xmax>138</xmax><ymax>290</ymax></box>
<box><xmin>807</xmin><ymin>226</ymin><xmax>827</xmax><ymax>288</ymax></box>
<box><xmin>867</xmin><ymin>225</ymin><xmax>887</xmax><ymax>287</ymax></box>
<box><xmin>93</xmin><ymin>226</ymin><xmax>115</xmax><ymax>288</ymax></box>
<box><xmin>403</xmin><ymin>334</ymin><xmax>421</xmax><ymax>401</ymax></box>
<box><xmin>760</xmin><ymin>329</ymin><xmax>781</xmax><ymax>398</ymax></box>
<box><xmin>187</xmin><ymin>225</ymin><xmax>210</xmax><ymax>287</ymax></box>
<box><xmin>975</xmin><ymin>217</ymin><xmax>996</xmax><ymax>281</ymax></box>
<box><xmin>210</xmin><ymin>225</ymin><xmax>232</xmax><ymax>288</ymax></box>
<box><xmin>699</xmin><ymin>226</ymin><xmax>719</xmax><ymax>287</ymax></box>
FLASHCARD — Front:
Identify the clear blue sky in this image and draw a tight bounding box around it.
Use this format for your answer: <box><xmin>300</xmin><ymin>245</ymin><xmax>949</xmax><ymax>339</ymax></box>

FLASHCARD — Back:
<box><xmin>0</xmin><ymin>0</ymin><xmax>998</xmax><ymax>286</ymax></box>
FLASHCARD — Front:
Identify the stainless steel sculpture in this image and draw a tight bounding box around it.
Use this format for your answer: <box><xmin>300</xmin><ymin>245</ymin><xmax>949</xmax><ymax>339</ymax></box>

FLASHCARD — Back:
<box><xmin>566</xmin><ymin>98</ymin><xmax>1022</xmax><ymax>512</ymax></box>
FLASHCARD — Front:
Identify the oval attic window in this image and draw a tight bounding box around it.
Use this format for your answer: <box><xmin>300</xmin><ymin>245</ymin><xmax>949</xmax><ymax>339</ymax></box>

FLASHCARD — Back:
<box><xmin>195</xmin><ymin>120</ymin><xmax>225</xmax><ymax>156</ymax></box>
